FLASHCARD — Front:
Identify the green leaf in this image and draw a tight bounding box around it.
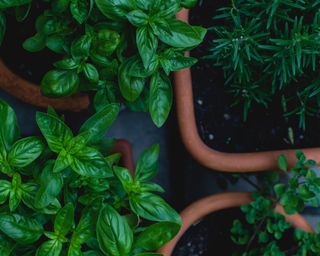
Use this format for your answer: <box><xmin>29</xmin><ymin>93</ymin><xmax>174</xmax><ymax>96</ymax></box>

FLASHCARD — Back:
<box><xmin>95</xmin><ymin>0</ymin><xmax>135</xmax><ymax>21</ymax></box>
<box><xmin>149</xmin><ymin>72</ymin><xmax>172</xmax><ymax>127</ymax></box>
<box><xmin>134</xmin><ymin>222</ymin><xmax>180</xmax><ymax>251</ymax></box>
<box><xmin>127</xmin><ymin>10</ymin><xmax>149</xmax><ymax>27</ymax></box>
<box><xmin>274</xmin><ymin>184</ymin><xmax>286</xmax><ymax>198</ymax></box>
<box><xmin>79</xmin><ymin>103</ymin><xmax>120</xmax><ymax>144</ymax></box>
<box><xmin>0</xmin><ymin>214</ymin><xmax>43</xmax><ymax>244</ymax></box>
<box><xmin>41</xmin><ymin>70</ymin><xmax>80</xmax><ymax>97</ymax></box>
<box><xmin>155</xmin><ymin>19</ymin><xmax>206</xmax><ymax>48</ymax></box>
<box><xmin>97</xmin><ymin>204</ymin><xmax>133</xmax><ymax>256</ymax></box>
<box><xmin>54</xmin><ymin>58</ymin><xmax>79</xmax><ymax>70</ymax></box>
<box><xmin>119</xmin><ymin>57</ymin><xmax>146</xmax><ymax>102</ymax></box>
<box><xmin>278</xmin><ymin>154</ymin><xmax>288</xmax><ymax>172</ymax></box>
<box><xmin>135</xmin><ymin>144</ymin><xmax>159</xmax><ymax>182</ymax></box>
<box><xmin>0</xmin><ymin>11</ymin><xmax>6</xmax><ymax>45</ymax></box>
<box><xmin>70</xmin><ymin>0</ymin><xmax>92</xmax><ymax>24</ymax></box>
<box><xmin>71</xmin><ymin>146</ymin><xmax>112</xmax><ymax>177</ymax></box>
<box><xmin>23</xmin><ymin>33</ymin><xmax>46</xmax><ymax>52</ymax></box>
<box><xmin>8</xmin><ymin>136</ymin><xmax>44</xmax><ymax>168</ymax></box>
<box><xmin>54</xmin><ymin>202</ymin><xmax>74</xmax><ymax>236</ymax></box>
<box><xmin>36</xmin><ymin>112</ymin><xmax>73</xmax><ymax>153</ymax></box>
<box><xmin>136</xmin><ymin>26</ymin><xmax>158</xmax><ymax>72</ymax></box>
<box><xmin>0</xmin><ymin>180</ymin><xmax>10</xmax><ymax>204</ymax></box>
<box><xmin>114</xmin><ymin>166</ymin><xmax>134</xmax><ymax>192</ymax></box>
<box><xmin>71</xmin><ymin>34</ymin><xmax>92</xmax><ymax>59</ymax></box>
<box><xmin>52</xmin><ymin>0</ymin><xmax>70</xmax><ymax>13</ymax></box>
<box><xmin>160</xmin><ymin>49</ymin><xmax>197</xmax><ymax>74</ymax></box>
<box><xmin>36</xmin><ymin>240</ymin><xmax>63</xmax><ymax>256</ymax></box>
<box><xmin>35</xmin><ymin>161</ymin><xmax>63</xmax><ymax>208</ymax></box>
<box><xmin>130</xmin><ymin>192</ymin><xmax>181</xmax><ymax>224</ymax></box>
<box><xmin>0</xmin><ymin>0</ymin><xmax>31</xmax><ymax>8</ymax></box>
<box><xmin>69</xmin><ymin>212</ymin><xmax>94</xmax><ymax>255</ymax></box>
<box><xmin>181</xmin><ymin>0</ymin><xmax>197</xmax><ymax>8</ymax></box>
<box><xmin>0</xmin><ymin>100</ymin><xmax>20</xmax><ymax>152</ymax></box>
<box><xmin>9</xmin><ymin>173</ymin><xmax>22</xmax><ymax>211</ymax></box>
<box><xmin>83</xmin><ymin>63</ymin><xmax>99</xmax><ymax>83</ymax></box>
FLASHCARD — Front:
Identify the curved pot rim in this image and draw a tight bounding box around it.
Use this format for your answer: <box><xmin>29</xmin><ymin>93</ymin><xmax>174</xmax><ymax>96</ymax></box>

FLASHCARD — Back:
<box><xmin>158</xmin><ymin>192</ymin><xmax>313</xmax><ymax>255</ymax></box>
<box><xmin>174</xmin><ymin>9</ymin><xmax>320</xmax><ymax>172</ymax></box>
<box><xmin>0</xmin><ymin>59</ymin><xmax>90</xmax><ymax>112</ymax></box>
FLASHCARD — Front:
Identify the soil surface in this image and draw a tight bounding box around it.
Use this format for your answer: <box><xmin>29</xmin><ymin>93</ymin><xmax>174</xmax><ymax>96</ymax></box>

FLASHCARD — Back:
<box><xmin>190</xmin><ymin>0</ymin><xmax>320</xmax><ymax>153</ymax></box>
<box><xmin>0</xmin><ymin>2</ymin><xmax>60</xmax><ymax>84</ymax></box>
<box><xmin>172</xmin><ymin>208</ymin><xmax>295</xmax><ymax>256</ymax></box>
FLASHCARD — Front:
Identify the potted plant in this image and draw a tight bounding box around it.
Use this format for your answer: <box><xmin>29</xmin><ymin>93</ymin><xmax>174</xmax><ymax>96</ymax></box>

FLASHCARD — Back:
<box><xmin>0</xmin><ymin>0</ymin><xmax>205</xmax><ymax>127</ymax></box>
<box><xmin>0</xmin><ymin>99</ymin><xmax>181</xmax><ymax>255</ymax></box>
<box><xmin>174</xmin><ymin>0</ymin><xmax>320</xmax><ymax>172</ymax></box>
<box><xmin>158</xmin><ymin>152</ymin><xmax>320</xmax><ymax>255</ymax></box>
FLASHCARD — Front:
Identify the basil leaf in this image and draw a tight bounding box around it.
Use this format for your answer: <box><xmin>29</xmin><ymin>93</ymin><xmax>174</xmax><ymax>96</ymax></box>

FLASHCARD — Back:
<box><xmin>0</xmin><ymin>180</ymin><xmax>10</xmax><ymax>204</ymax></box>
<box><xmin>79</xmin><ymin>103</ymin><xmax>120</xmax><ymax>144</ymax></box>
<box><xmin>134</xmin><ymin>222</ymin><xmax>180</xmax><ymax>251</ymax></box>
<box><xmin>119</xmin><ymin>57</ymin><xmax>146</xmax><ymax>101</ymax></box>
<box><xmin>97</xmin><ymin>204</ymin><xmax>133</xmax><ymax>256</ymax></box>
<box><xmin>41</xmin><ymin>70</ymin><xmax>80</xmax><ymax>97</ymax></box>
<box><xmin>69</xmin><ymin>212</ymin><xmax>94</xmax><ymax>255</ymax></box>
<box><xmin>136</xmin><ymin>26</ymin><xmax>158</xmax><ymax>72</ymax></box>
<box><xmin>8</xmin><ymin>136</ymin><xmax>44</xmax><ymax>168</ymax></box>
<box><xmin>71</xmin><ymin>34</ymin><xmax>92</xmax><ymax>59</ymax></box>
<box><xmin>181</xmin><ymin>0</ymin><xmax>197</xmax><ymax>8</ymax></box>
<box><xmin>135</xmin><ymin>144</ymin><xmax>159</xmax><ymax>182</ymax></box>
<box><xmin>0</xmin><ymin>233</ymin><xmax>14</xmax><ymax>256</ymax></box>
<box><xmin>70</xmin><ymin>0</ymin><xmax>92</xmax><ymax>24</ymax></box>
<box><xmin>9</xmin><ymin>173</ymin><xmax>22</xmax><ymax>211</ymax></box>
<box><xmin>149</xmin><ymin>72</ymin><xmax>173</xmax><ymax>128</ymax></box>
<box><xmin>46</xmin><ymin>35</ymin><xmax>67</xmax><ymax>54</ymax></box>
<box><xmin>95</xmin><ymin>0</ymin><xmax>135</xmax><ymax>21</ymax></box>
<box><xmin>52</xmin><ymin>0</ymin><xmax>70</xmax><ymax>13</ymax></box>
<box><xmin>114</xmin><ymin>166</ymin><xmax>133</xmax><ymax>192</ymax></box>
<box><xmin>54</xmin><ymin>202</ymin><xmax>74</xmax><ymax>236</ymax></box>
<box><xmin>0</xmin><ymin>11</ymin><xmax>6</xmax><ymax>45</ymax></box>
<box><xmin>83</xmin><ymin>63</ymin><xmax>99</xmax><ymax>83</ymax></box>
<box><xmin>160</xmin><ymin>49</ymin><xmax>197</xmax><ymax>74</ymax></box>
<box><xmin>0</xmin><ymin>0</ymin><xmax>31</xmax><ymax>8</ymax></box>
<box><xmin>71</xmin><ymin>146</ymin><xmax>112</xmax><ymax>177</ymax></box>
<box><xmin>155</xmin><ymin>19</ymin><xmax>206</xmax><ymax>48</ymax></box>
<box><xmin>23</xmin><ymin>33</ymin><xmax>46</xmax><ymax>52</ymax></box>
<box><xmin>35</xmin><ymin>162</ymin><xmax>63</xmax><ymax>208</ymax></box>
<box><xmin>0</xmin><ymin>214</ymin><xmax>43</xmax><ymax>244</ymax></box>
<box><xmin>127</xmin><ymin>10</ymin><xmax>148</xmax><ymax>27</ymax></box>
<box><xmin>36</xmin><ymin>112</ymin><xmax>73</xmax><ymax>153</ymax></box>
<box><xmin>130</xmin><ymin>192</ymin><xmax>181</xmax><ymax>224</ymax></box>
<box><xmin>54</xmin><ymin>58</ymin><xmax>79</xmax><ymax>70</ymax></box>
<box><xmin>36</xmin><ymin>240</ymin><xmax>63</xmax><ymax>256</ymax></box>
<box><xmin>0</xmin><ymin>100</ymin><xmax>20</xmax><ymax>152</ymax></box>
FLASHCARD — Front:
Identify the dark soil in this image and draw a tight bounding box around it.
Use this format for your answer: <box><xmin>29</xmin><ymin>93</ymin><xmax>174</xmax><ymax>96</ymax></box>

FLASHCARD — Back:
<box><xmin>172</xmin><ymin>208</ymin><xmax>296</xmax><ymax>256</ymax></box>
<box><xmin>0</xmin><ymin>2</ymin><xmax>60</xmax><ymax>84</ymax></box>
<box><xmin>190</xmin><ymin>0</ymin><xmax>320</xmax><ymax>153</ymax></box>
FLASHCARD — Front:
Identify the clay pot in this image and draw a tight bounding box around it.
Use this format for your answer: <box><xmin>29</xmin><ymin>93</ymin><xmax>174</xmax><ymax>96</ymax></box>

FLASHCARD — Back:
<box><xmin>158</xmin><ymin>192</ymin><xmax>313</xmax><ymax>255</ymax></box>
<box><xmin>0</xmin><ymin>60</ymin><xmax>90</xmax><ymax>112</ymax></box>
<box><xmin>174</xmin><ymin>9</ymin><xmax>320</xmax><ymax>172</ymax></box>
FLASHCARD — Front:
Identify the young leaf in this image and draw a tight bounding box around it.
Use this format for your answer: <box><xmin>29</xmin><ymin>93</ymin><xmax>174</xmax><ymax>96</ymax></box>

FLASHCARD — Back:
<box><xmin>70</xmin><ymin>0</ymin><xmax>92</xmax><ymax>24</ymax></box>
<box><xmin>54</xmin><ymin>203</ymin><xmax>74</xmax><ymax>236</ymax></box>
<box><xmin>135</xmin><ymin>144</ymin><xmax>160</xmax><ymax>182</ymax></box>
<box><xmin>127</xmin><ymin>10</ymin><xmax>149</xmax><ymax>27</ymax></box>
<box><xmin>36</xmin><ymin>240</ymin><xmax>63</xmax><ymax>256</ymax></box>
<box><xmin>97</xmin><ymin>204</ymin><xmax>133</xmax><ymax>256</ymax></box>
<box><xmin>0</xmin><ymin>180</ymin><xmax>10</xmax><ymax>204</ymax></box>
<box><xmin>95</xmin><ymin>0</ymin><xmax>134</xmax><ymax>21</ymax></box>
<box><xmin>114</xmin><ymin>166</ymin><xmax>134</xmax><ymax>192</ymax></box>
<box><xmin>149</xmin><ymin>72</ymin><xmax>172</xmax><ymax>127</ymax></box>
<box><xmin>278</xmin><ymin>154</ymin><xmax>288</xmax><ymax>172</ymax></box>
<box><xmin>79</xmin><ymin>103</ymin><xmax>120</xmax><ymax>144</ymax></box>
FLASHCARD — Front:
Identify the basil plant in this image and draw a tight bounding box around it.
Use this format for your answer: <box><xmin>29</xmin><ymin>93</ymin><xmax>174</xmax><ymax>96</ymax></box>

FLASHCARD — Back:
<box><xmin>0</xmin><ymin>100</ymin><xmax>181</xmax><ymax>255</ymax></box>
<box><xmin>0</xmin><ymin>0</ymin><xmax>206</xmax><ymax>127</ymax></box>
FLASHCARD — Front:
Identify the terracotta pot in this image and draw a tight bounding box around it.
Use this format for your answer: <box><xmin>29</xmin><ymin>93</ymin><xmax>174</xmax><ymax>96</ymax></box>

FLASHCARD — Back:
<box><xmin>158</xmin><ymin>192</ymin><xmax>313</xmax><ymax>255</ymax></box>
<box><xmin>0</xmin><ymin>60</ymin><xmax>90</xmax><ymax>112</ymax></box>
<box><xmin>113</xmin><ymin>139</ymin><xmax>135</xmax><ymax>175</ymax></box>
<box><xmin>174</xmin><ymin>9</ymin><xmax>320</xmax><ymax>172</ymax></box>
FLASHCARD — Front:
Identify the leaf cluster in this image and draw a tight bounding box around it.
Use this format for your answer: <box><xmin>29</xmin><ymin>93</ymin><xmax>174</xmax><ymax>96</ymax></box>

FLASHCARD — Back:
<box><xmin>231</xmin><ymin>151</ymin><xmax>320</xmax><ymax>255</ymax></box>
<box><xmin>207</xmin><ymin>0</ymin><xmax>320</xmax><ymax>128</ymax></box>
<box><xmin>0</xmin><ymin>0</ymin><xmax>205</xmax><ymax>128</ymax></box>
<box><xmin>0</xmin><ymin>99</ymin><xmax>181</xmax><ymax>256</ymax></box>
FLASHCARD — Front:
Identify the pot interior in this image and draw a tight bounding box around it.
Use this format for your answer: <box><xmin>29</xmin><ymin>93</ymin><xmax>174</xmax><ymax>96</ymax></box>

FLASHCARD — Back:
<box><xmin>172</xmin><ymin>208</ymin><xmax>295</xmax><ymax>256</ymax></box>
<box><xmin>190</xmin><ymin>0</ymin><xmax>320</xmax><ymax>153</ymax></box>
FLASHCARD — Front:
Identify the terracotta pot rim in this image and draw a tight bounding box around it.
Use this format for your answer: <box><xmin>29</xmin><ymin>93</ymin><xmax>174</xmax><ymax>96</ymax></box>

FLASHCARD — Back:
<box><xmin>174</xmin><ymin>9</ymin><xmax>320</xmax><ymax>172</ymax></box>
<box><xmin>0</xmin><ymin>59</ymin><xmax>90</xmax><ymax>112</ymax></box>
<box><xmin>112</xmin><ymin>139</ymin><xmax>135</xmax><ymax>175</ymax></box>
<box><xmin>158</xmin><ymin>192</ymin><xmax>313</xmax><ymax>255</ymax></box>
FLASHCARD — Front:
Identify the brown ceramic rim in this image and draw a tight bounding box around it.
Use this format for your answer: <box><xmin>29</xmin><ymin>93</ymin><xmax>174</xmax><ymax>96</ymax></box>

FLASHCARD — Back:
<box><xmin>158</xmin><ymin>192</ymin><xmax>313</xmax><ymax>255</ymax></box>
<box><xmin>0</xmin><ymin>60</ymin><xmax>90</xmax><ymax>112</ymax></box>
<box><xmin>113</xmin><ymin>139</ymin><xmax>135</xmax><ymax>175</ymax></box>
<box><xmin>175</xmin><ymin>9</ymin><xmax>320</xmax><ymax>172</ymax></box>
